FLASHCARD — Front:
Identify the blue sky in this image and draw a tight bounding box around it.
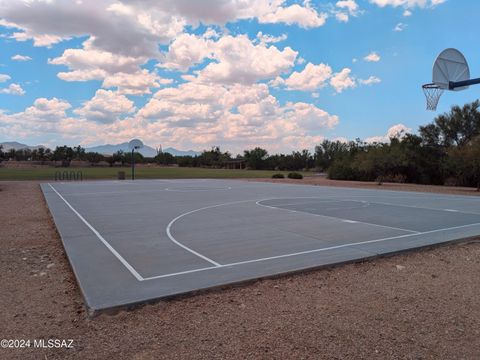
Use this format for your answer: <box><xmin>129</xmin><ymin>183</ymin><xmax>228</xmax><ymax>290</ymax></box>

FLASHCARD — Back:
<box><xmin>0</xmin><ymin>0</ymin><xmax>477</xmax><ymax>153</ymax></box>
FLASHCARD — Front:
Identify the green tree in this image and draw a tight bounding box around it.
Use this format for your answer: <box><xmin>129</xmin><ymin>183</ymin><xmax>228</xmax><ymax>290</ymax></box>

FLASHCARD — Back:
<box><xmin>420</xmin><ymin>100</ymin><xmax>480</xmax><ymax>147</ymax></box>
<box><xmin>124</xmin><ymin>151</ymin><xmax>144</xmax><ymax>164</ymax></box>
<box><xmin>315</xmin><ymin>140</ymin><xmax>357</xmax><ymax>170</ymax></box>
<box><xmin>155</xmin><ymin>152</ymin><xmax>176</xmax><ymax>165</ymax></box>
<box><xmin>244</xmin><ymin>147</ymin><xmax>268</xmax><ymax>170</ymax></box>
<box><xmin>196</xmin><ymin>146</ymin><xmax>231</xmax><ymax>167</ymax></box>
<box><xmin>176</xmin><ymin>155</ymin><xmax>196</xmax><ymax>167</ymax></box>
<box><xmin>85</xmin><ymin>152</ymin><xmax>105</xmax><ymax>164</ymax></box>
<box><xmin>354</xmin><ymin>144</ymin><xmax>399</xmax><ymax>184</ymax></box>
<box><xmin>74</xmin><ymin>145</ymin><xmax>86</xmax><ymax>160</ymax></box>
<box><xmin>449</xmin><ymin>136</ymin><xmax>480</xmax><ymax>190</ymax></box>
<box><xmin>37</xmin><ymin>147</ymin><xmax>47</xmax><ymax>161</ymax></box>
<box><xmin>52</xmin><ymin>146</ymin><xmax>75</xmax><ymax>162</ymax></box>
<box><xmin>112</xmin><ymin>150</ymin><xmax>126</xmax><ymax>166</ymax></box>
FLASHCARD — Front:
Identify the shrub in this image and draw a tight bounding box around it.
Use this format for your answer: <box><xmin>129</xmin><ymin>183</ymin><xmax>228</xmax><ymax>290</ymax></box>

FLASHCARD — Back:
<box><xmin>382</xmin><ymin>173</ymin><xmax>407</xmax><ymax>183</ymax></box>
<box><xmin>272</xmin><ymin>173</ymin><xmax>285</xmax><ymax>179</ymax></box>
<box><xmin>443</xmin><ymin>177</ymin><xmax>458</xmax><ymax>187</ymax></box>
<box><xmin>287</xmin><ymin>172</ymin><xmax>303</xmax><ymax>179</ymax></box>
<box><xmin>328</xmin><ymin>159</ymin><xmax>361</xmax><ymax>180</ymax></box>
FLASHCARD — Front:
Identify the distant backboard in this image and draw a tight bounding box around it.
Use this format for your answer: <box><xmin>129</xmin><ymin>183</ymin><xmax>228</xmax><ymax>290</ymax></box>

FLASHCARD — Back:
<box><xmin>128</xmin><ymin>139</ymin><xmax>144</xmax><ymax>150</ymax></box>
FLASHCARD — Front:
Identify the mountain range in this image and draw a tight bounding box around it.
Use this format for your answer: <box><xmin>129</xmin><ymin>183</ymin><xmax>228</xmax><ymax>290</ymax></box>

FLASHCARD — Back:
<box><xmin>0</xmin><ymin>141</ymin><xmax>200</xmax><ymax>157</ymax></box>
<box><xmin>0</xmin><ymin>141</ymin><xmax>46</xmax><ymax>151</ymax></box>
<box><xmin>85</xmin><ymin>142</ymin><xmax>200</xmax><ymax>157</ymax></box>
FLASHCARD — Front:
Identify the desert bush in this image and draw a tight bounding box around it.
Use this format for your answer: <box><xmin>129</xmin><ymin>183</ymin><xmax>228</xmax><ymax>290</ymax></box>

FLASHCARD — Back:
<box><xmin>287</xmin><ymin>172</ymin><xmax>303</xmax><ymax>179</ymax></box>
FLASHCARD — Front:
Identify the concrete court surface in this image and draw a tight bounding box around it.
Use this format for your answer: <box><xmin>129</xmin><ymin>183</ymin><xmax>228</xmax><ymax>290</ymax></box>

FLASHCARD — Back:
<box><xmin>41</xmin><ymin>179</ymin><xmax>480</xmax><ymax>313</ymax></box>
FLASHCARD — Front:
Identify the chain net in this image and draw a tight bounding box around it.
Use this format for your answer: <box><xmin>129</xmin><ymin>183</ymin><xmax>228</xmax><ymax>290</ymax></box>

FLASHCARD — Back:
<box><xmin>422</xmin><ymin>83</ymin><xmax>444</xmax><ymax>111</ymax></box>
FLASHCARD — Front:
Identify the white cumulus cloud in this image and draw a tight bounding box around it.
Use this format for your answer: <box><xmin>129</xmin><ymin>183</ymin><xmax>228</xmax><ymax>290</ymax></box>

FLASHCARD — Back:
<box><xmin>0</xmin><ymin>74</ymin><xmax>11</xmax><ymax>83</ymax></box>
<box><xmin>74</xmin><ymin>89</ymin><xmax>136</xmax><ymax>123</ymax></box>
<box><xmin>335</xmin><ymin>0</ymin><xmax>360</xmax><ymax>22</ymax></box>
<box><xmin>330</xmin><ymin>68</ymin><xmax>356</xmax><ymax>93</ymax></box>
<box><xmin>11</xmin><ymin>54</ymin><xmax>32</xmax><ymax>61</ymax></box>
<box><xmin>370</xmin><ymin>0</ymin><xmax>445</xmax><ymax>8</ymax></box>
<box><xmin>258</xmin><ymin>3</ymin><xmax>328</xmax><ymax>28</ymax></box>
<box><xmin>196</xmin><ymin>35</ymin><xmax>297</xmax><ymax>85</ymax></box>
<box><xmin>364</xmin><ymin>52</ymin><xmax>381</xmax><ymax>62</ymax></box>
<box><xmin>256</xmin><ymin>31</ymin><xmax>288</xmax><ymax>45</ymax></box>
<box><xmin>102</xmin><ymin>70</ymin><xmax>172</xmax><ymax>95</ymax></box>
<box><xmin>284</xmin><ymin>63</ymin><xmax>333</xmax><ymax>91</ymax></box>
<box><xmin>359</xmin><ymin>76</ymin><xmax>382</xmax><ymax>85</ymax></box>
<box><xmin>0</xmin><ymin>83</ymin><xmax>25</xmax><ymax>95</ymax></box>
<box><xmin>365</xmin><ymin>123</ymin><xmax>411</xmax><ymax>143</ymax></box>
<box><xmin>394</xmin><ymin>22</ymin><xmax>407</xmax><ymax>31</ymax></box>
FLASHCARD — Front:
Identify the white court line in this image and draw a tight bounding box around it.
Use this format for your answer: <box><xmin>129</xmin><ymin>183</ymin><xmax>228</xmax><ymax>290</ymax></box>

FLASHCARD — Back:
<box><xmin>46</xmin><ymin>185</ymin><xmax>480</xmax><ymax>282</ymax></box>
<box><xmin>365</xmin><ymin>200</ymin><xmax>480</xmax><ymax>216</ymax></box>
<box><xmin>144</xmin><ymin>220</ymin><xmax>480</xmax><ymax>280</ymax></box>
<box><xmin>142</xmin><ymin>265</ymin><xmax>219</xmax><ymax>280</ymax></box>
<box><xmin>222</xmin><ymin>221</ymin><xmax>480</xmax><ymax>267</ymax></box>
<box><xmin>165</xmin><ymin>199</ymin><xmax>269</xmax><ymax>267</ymax></box>
<box><xmin>47</xmin><ymin>183</ymin><xmax>144</xmax><ymax>281</ymax></box>
<box><xmin>321</xmin><ymin>192</ymin><xmax>480</xmax><ymax>202</ymax></box>
<box><xmin>265</xmin><ymin>199</ymin><xmax>369</xmax><ymax>212</ymax></box>
<box><xmin>165</xmin><ymin>199</ymin><xmax>260</xmax><ymax>267</ymax></box>
<box><xmin>256</xmin><ymin>199</ymin><xmax>420</xmax><ymax>234</ymax></box>
<box><xmin>64</xmin><ymin>189</ymin><xmax>169</xmax><ymax>196</ymax></box>
<box><xmin>164</xmin><ymin>186</ymin><xmax>232</xmax><ymax>192</ymax></box>
<box><xmin>263</xmin><ymin>199</ymin><xmax>350</xmax><ymax>208</ymax></box>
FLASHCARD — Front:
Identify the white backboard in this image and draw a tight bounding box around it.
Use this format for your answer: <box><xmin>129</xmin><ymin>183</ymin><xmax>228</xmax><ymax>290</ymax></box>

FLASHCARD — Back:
<box><xmin>432</xmin><ymin>48</ymin><xmax>470</xmax><ymax>91</ymax></box>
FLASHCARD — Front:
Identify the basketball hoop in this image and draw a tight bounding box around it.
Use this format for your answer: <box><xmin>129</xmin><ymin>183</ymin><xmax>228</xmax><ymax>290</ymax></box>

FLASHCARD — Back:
<box><xmin>422</xmin><ymin>83</ymin><xmax>444</xmax><ymax>111</ymax></box>
<box><xmin>422</xmin><ymin>49</ymin><xmax>480</xmax><ymax>111</ymax></box>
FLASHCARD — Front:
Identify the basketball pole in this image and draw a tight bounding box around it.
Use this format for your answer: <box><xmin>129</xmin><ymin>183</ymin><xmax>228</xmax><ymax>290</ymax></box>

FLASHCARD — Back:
<box><xmin>449</xmin><ymin>77</ymin><xmax>480</xmax><ymax>90</ymax></box>
<box><xmin>131</xmin><ymin>148</ymin><xmax>135</xmax><ymax>181</ymax></box>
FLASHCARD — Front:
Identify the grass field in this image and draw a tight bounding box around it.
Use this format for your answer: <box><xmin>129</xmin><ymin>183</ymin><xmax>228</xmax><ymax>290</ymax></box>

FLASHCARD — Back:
<box><xmin>0</xmin><ymin>166</ymin><xmax>308</xmax><ymax>181</ymax></box>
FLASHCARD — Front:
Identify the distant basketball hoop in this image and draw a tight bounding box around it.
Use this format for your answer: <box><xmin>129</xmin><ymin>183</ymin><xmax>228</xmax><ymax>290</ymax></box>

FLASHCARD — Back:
<box><xmin>128</xmin><ymin>139</ymin><xmax>144</xmax><ymax>180</ymax></box>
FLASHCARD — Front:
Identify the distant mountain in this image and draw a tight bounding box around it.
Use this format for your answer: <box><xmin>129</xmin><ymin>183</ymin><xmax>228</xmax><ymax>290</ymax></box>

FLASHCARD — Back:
<box><xmin>162</xmin><ymin>147</ymin><xmax>200</xmax><ymax>157</ymax></box>
<box><xmin>85</xmin><ymin>142</ymin><xmax>157</xmax><ymax>157</ymax></box>
<box><xmin>85</xmin><ymin>142</ymin><xmax>200</xmax><ymax>157</ymax></box>
<box><xmin>0</xmin><ymin>141</ymin><xmax>46</xmax><ymax>151</ymax></box>
<box><xmin>0</xmin><ymin>140</ymin><xmax>200</xmax><ymax>157</ymax></box>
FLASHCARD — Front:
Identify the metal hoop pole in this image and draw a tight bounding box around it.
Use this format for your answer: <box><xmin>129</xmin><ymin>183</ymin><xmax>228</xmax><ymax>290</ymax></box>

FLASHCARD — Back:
<box><xmin>449</xmin><ymin>77</ymin><xmax>480</xmax><ymax>90</ymax></box>
<box><xmin>131</xmin><ymin>149</ymin><xmax>135</xmax><ymax>180</ymax></box>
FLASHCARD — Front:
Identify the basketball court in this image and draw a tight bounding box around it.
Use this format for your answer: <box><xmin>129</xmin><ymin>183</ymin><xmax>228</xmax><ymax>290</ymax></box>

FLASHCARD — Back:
<box><xmin>41</xmin><ymin>179</ymin><xmax>480</xmax><ymax>313</ymax></box>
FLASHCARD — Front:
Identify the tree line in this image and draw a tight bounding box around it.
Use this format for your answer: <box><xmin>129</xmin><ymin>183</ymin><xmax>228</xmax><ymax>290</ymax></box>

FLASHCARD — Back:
<box><xmin>318</xmin><ymin>100</ymin><xmax>480</xmax><ymax>189</ymax></box>
<box><xmin>0</xmin><ymin>145</ymin><xmax>148</xmax><ymax>167</ymax></box>
<box><xmin>1</xmin><ymin>100</ymin><xmax>479</xmax><ymax>188</ymax></box>
<box><xmin>171</xmin><ymin>99</ymin><xmax>480</xmax><ymax>190</ymax></box>
<box><xmin>0</xmin><ymin>144</ymin><xmax>315</xmax><ymax>171</ymax></box>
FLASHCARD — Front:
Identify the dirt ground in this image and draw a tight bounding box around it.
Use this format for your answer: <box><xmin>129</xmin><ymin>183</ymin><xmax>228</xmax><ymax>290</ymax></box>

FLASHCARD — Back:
<box><xmin>1</xmin><ymin>180</ymin><xmax>480</xmax><ymax>360</ymax></box>
<box><xmin>248</xmin><ymin>176</ymin><xmax>480</xmax><ymax>196</ymax></box>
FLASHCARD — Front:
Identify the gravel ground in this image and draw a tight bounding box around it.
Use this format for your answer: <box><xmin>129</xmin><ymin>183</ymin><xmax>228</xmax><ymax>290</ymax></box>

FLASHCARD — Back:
<box><xmin>248</xmin><ymin>176</ymin><xmax>480</xmax><ymax>196</ymax></box>
<box><xmin>1</xmin><ymin>180</ymin><xmax>480</xmax><ymax>360</ymax></box>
